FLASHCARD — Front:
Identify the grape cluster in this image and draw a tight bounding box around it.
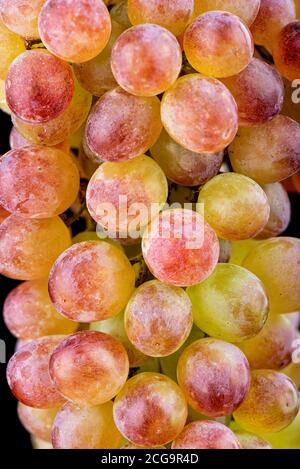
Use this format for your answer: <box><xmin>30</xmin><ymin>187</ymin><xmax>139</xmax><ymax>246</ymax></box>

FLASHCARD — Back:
<box><xmin>1</xmin><ymin>0</ymin><xmax>300</xmax><ymax>450</ymax></box>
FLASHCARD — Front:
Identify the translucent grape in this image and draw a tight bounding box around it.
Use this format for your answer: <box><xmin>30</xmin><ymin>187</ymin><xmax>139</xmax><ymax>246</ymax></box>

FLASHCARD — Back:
<box><xmin>86</xmin><ymin>155</ymin><xmax>168</xmax><ymax>236</ymax></box>
<box><xmin>172</xmin><ymin>421</ymin><xmax>241</xmax><ymax>449</ymax></box>
<box><xmin>74</xmin><ymin>21</ymin><xmax>125</xmax><ymax>97</ymax></box>
<box><xmin>0</xmin><ymin>0</ymin><xmax>45</xmax><ymax>40</ymax></box>
<box><xmin>198</xmin><ymin>173</ymin><xmax>270</xmax><ymax>240</ymax></box>
<box><xmin>111</xmin><ymin>24</ymin><xmax>182</xmax><ymax>97</ymax></box>
<box><xmin>5</xmin><ymin>50</ymin><xmax>74</xmax><ymax>124</ymax></box>
<box><xmin>0</xmin><ymin>215</ymin><xmax>71</xmax><ymax>280</ymax></box>
<box><xmin>0</xmin><ymin>21</ymin><xmax>26</xmax><ymax>80</ymax></box>
<box><xmin>84</xmin><ymin>88</ymin><xmax>162</xmax><ymax>163</ymax></box>
<box><xmin>52</xmin><ymin>401</ymin><xmax>121</xmax><ymax>449</ymax></box>
<box><xmin>232</xmin><ymin>429</ymin><xmax>272</xmax><ymax>449</ymax></box>
<box><xmin>161</xmin><ymin>74</ymin><xmax>238</xmax><ymax>154</ymax></box>
<box><xmin>229</xmin><ymin>240</ymin><xmax>261</xmax><ymax>265</ymax></box>
<box><xmin>221</xmin><ymin>58</ymin><xmax>284</xmax><ymax>127</ymax></box>
<box><xmin>177</xmin><ymin>338</ymin><xmax>250</xmax><ymax>417</ymax></box>
<box><xmin>187</xmin><ymin>264</ymin><xmax>269</xmax><ymax>343</ymax></box>
<box><xmin>256</xmin><ymin>183</ymin><xmax>291</xmax><ymax>239</ymax></box>
<box><xmin>260</xmin><ymin>410</ymin><xmax>300</xmax><ymax>449</ymax></box>
<box><xmin>18</xmin><ymin>403</ymin><xmax>60</xmax><ymax>442</ymax></box>
<box><xmin>49</xmin><ymin>331</ymin><xmax>129</xmax><ymax>406</ymax></box>
<box><xmin>273</xmin><ymin>21</ymin><xmax>300</xmax><ymax>82</ymax></box>
<box><xmin>3</xmin><ymin>279</ymin><xmax>78</xmax><ymax>340</ymax></box>
<box><xmin>183</xmin><ymin>12</ymin><xmax>254</xmax><ymax>78</ymax></box>
<box><xmin>113</xmin><ymin>372</ymin><xmax>187</xmax><ymax>447</ymax></box>
<box><xmin>124</xmin><ymin>280</ymin><xmax>193</xmax><ymax>357</ymax></box>
<box><xmin>90</xmin><ymin>311</ymin><xmax>149</xmax><ymax>368</ymax></box>
<box><xmin>283</xmin><ymin>360</ymin><xmax>300</xmax><ymax>390</ymax></box>
<box><xmin>233</xmin><ymin>370</ymin><xmax>299</xmax><ymax>434</ymax></box>
<box><xmin>142</xmin><ymin>208</ymin><xmax>220</xmax><ymax>287</ymax></box>
<box><xmin>243</xmin><ymin>237</ymin><xmax>300</xmax><ymax>314</ymax></box>
<box><xmin>48</xmin><ymin>241</ymin><xmax>135</xmax><ymax>322</ymax></box>
<box><xmin>38</xmin><ymin>0</ymin><xmax>111</xmax><ymax>63</ymax></box>
<box><xmin>6</xmin><ymin>336</ymin><xmax>66</xmax><ymax>408</ymax></box>
<box><xmin>194</xmin><ymin>0</ymin><xmax>261</xmax><ymax>26</ymax></box>
<box><xmin>128</xmin><ymin>0</ymin><xmax>194</xmax><ymax>36</ymax></box>
<box><xmin>12</xmin><ymin>76</ymin><xmax>92</xmax><ymax>146</ymax></box>
<box><xmin>250</xmin><ymin>0</ymin><xmax>296</xmax><ymax>50</ymax></box>
<box><xmin>238</xmin><ymin>315</ymin><xmax>297</xmax><ymax>370</ymax></box>
<box><xmin>0</xmin><ymin>145</ymin><xmax>80</xmax><ymax>218</ymax></box>
<box><xmin>150</xmin><ymin>130</ymin><xmax>223</xmax><ymax>187</ymax></box>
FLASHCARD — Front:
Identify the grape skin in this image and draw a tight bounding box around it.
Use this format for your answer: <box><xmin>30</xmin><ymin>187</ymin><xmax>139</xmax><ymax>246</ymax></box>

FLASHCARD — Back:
<box><xmin>256</xmin><ymin>183</ymin><xmax>291</xmax><ymax>239</ymax></box>
<box><xmin>49</xmin><ymin>331</ymin><xmax>129</xmax><ymax>406</ymax></box>
<box><xmin>9</xmin><ymin>126</ymin><xmax>70</xmax><ymax>153</ymax></box>
<box><xmin>234</xmin><ymin>431</ymin><xmax>272</xmax><ymax>449</ymax></box>
<box><xmin>0</xmin><ymin>0</ymin><xmax>46</xmax><ymax>40</ymax></box>
<box><xmin>172</xmin><ymin>420</ymin><xmax>241</xmax><ymax>449</ymax></box>
<box><xmin>0</xmin><ymin>21</ymin><xmax>26</xmax><ymax>80</ymax></box>
<box><xmin>194</xmin><ymin>0</ymin><xmax>261</xmax><ymax>26</ymax></box>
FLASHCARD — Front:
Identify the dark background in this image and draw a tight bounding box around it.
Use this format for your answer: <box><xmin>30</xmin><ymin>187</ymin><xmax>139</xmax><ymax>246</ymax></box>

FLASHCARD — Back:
<box><xmin>0</xmin><ymin>108</ymin><xmax>299</xmax><ymax>451</ymax></box>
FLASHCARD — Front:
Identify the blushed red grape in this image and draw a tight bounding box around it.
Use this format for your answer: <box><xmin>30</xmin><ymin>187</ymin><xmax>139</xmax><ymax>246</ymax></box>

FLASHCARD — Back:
<box><xmin>172</xmin><ymin>420</ymin><xmax>241</xmax><ymax>449</ymax></box>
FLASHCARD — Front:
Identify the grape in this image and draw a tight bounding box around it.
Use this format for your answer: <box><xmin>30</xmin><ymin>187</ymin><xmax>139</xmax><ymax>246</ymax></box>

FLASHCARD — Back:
<box><xmin>218</xmin><ymin>239</ymin><xmax>232</xmax><ymax>263</ymax></box>
<box><xmin>250</xmin><ymin>0</ymin><xmax>296</xmax><ymax>50</ymax></box>
<box><xmin>256</xmin><ymin>183</ymin><xmax>291</xmax><ymax>239</ymax></box>
<box><xmin>232</xmin><ymin>429</ymin><xmax>272</xmax><ymax>449</ymax></box>
<box><xmin>86</xmin><ymin>155</ymin><xmax>168</xmax><ymax>236</ymax></box>
<box><xmin>52</xmin><ymin>401</ymin><xmax>121</xmax><ymax>449</ymax></box>
<box><xmin>242</xmin><ymin>237</ymin><xmax>300</xmax><ymax>314</ymax></box>
<box><xmin>84</xmin><ymin>88</ymin><xmax>162</xmax><ymax>163</ymax></box>
<box><xmin>74</xmin><ymin>21</ymin><xmax>125</xmax><ymax>97</ymax></box>
<box><xmin>38</xmin><ymin>0</ymin><xmax>111</xmax><ymax>63</ymax></box>
<box><xmin>31</xmin><ymin>436</ymin><xmax>53</xmax><ymax>449</ymax></box>
<box><xmin>260</xmin><ymin>410</ymin><xmax>300</xmax><ymax>449</ymax></box>
<box><xmin>221</xmin><ymin>58</ymin><xmax>284</xmax><ymax>127</ymax></box>
<box><xmin>111</xmin><ymin>24</ymin><xmax>182</xmax><ymax>97</ymax></box>
<box><xmin>0</xmin><ymin>21</ymin><xmax>25</xmax><ymax>80</ymax></box>
<box><xmin>48</xmin><ymin>241</ymin><xmax>135</xmax><ymax>322</ymax></box>
<box><xmin>286</xmin><ymin>312</ymin><xmax>300</xmax><ymax>329</ymax></box>
<box><xmin>198</xmin><ymin>173</ymin><xmax>270</xmax><ymax>240</ymax></box>
<box><xmin>183</xmin><ymin>12</ymin><xmax>253</xmax><ymax>78</ymax></box>
<box><xmin>124</xmin><ymin>280</ymin><xmax>193</xmax><ymax>357</ymax></box>
<box><xmin>0</xmin><ymin>205</ymin><xmax>9</xmax><ymax>224</ymax></box>
<box><xmin>6</xmin><ymin>336</ymin><xmax>66</xmax><ymax>408</ymax></box>
<box><xmin>18</xmin><ymin>403</ymin><xmax>60</xmax><ymax>442</ymax></box>
<box><xmin>273</xmin><ymin>21</ymin><xmax>300</xmax><ymax>82</ymax></box>
<box><xmin>0</xmin><ymin>215</ymin><xmax>71</xmax><ymax>280</ymax></box>
<box><xmin>283</xmin><ymin>360</ymin><xmax>300</xmax><ymax>391</ymax></box>
<box><xmin>194</xmin><ymin>0</ymin><xmax>261</xmax><ymax>26</ymax></box>
<box><xmin>177</xmin><ymin>338</ymin><xmax>250</xmax><ymax>417</ymax></box>
<box><xmin>90</xmin><ymin>311</ymin><xmax>149</xmax><ymax>368</ymax></box>
<box><xmin>128</xmin><ymin>0</ymin><xmax>194</xmax><ymax>36</ymax></box>
<box><xmin>238</xmin><ymin>315</ymin><xmax>297</xmax><ymax>370</ymax></box>
<box><xmin>233</xmin><ymin>370</ymin><xmax>299</xmax><ymax>434</ymax></box>
<box><xmin>12</xmin><ymin>76</ymin><xmax>92</xmax><ymax>146</ymax></box>
<box><xmin>142</xmin><ymin>208</ymin><xmax>220</xmax><ymax>287</ymax></box>
<box><xmin>3</xmin><ymin>279</ymin><xmax>78</xmax><ymax>340</ymax></box>
<box><xmin>187</xmin><ymin>264</ymin><xmax>268</xmax><ymax>343</ymax></box>
<box><xmin>113</xmin><ymin>372</ymin><xmax>187</xmax><ymax>447</ymax></box>
<box><xmin>0</xmin><ymin>0</ymin><xmax>45</xmax><ymax>40</ymax></box>
<box><xmin>171</xmin><ymin>421</ymin><xmax>241</xmax><ymax>449</ymax></box>
<box><xmin>159</xmin><ymin>326</ymin><xmax>205</xmax><ymax>382</ymax></box>
<box><xmin>49</xmin><ymin>331</ymin><xmax>129</xmax><ymax>406</ymax></box>
<box><xmin>150</xmin><ymin>130</ymin><xmax>224</xmax><ymax>187</ymax></box>
<box><xmin>9</xmin><ymin>127</ymin><xmax>68</xmax><ymax>153</ymax></box>
<box><xmin>5</xmin><ymin>50</ymin><xmax>74</xmax><ymax>124</ymax></box>
<box><xmin>0</xmin><ymin>145</ymin><xmax>80</xmax><ymax>218</ymax></box>
<box><xmin>161</xmin><ymin>74</ymin><xmax>238</xmax><ymax>154</ymax></box>
<box><xmin>110</xmin><ymin>0</ymin><xmax>131</xmax><ymax>28</ymax></box>
<box><xmin>229</xmin><ymin>240</ymin><xmax>261</xmax><ymax>265</ymax></box>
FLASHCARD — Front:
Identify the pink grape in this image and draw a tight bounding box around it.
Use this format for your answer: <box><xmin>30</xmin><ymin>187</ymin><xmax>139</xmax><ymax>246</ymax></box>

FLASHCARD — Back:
<box><xmin>0</xmin><ymin>0</ymin><xmax>46</xmax><ymax>40</ymax></box>
<box><xmin>172</xmin><ymin>421</ymin><xmax>241</xmax><ymax>449</ymax></box>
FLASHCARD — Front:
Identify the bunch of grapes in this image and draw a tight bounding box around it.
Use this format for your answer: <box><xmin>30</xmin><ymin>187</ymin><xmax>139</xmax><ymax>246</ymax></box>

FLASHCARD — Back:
<box><xmin>1</xmin><ymin>0</ymin><xmax>300</xmax><ymax>451</ymax></box>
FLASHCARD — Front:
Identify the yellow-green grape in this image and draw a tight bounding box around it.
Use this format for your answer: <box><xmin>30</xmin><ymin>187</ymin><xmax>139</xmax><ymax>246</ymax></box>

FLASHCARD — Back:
<box><xmin>229</xmin><ymin>116</ymin><xmax>300</xmax><ymax>184</ymax></box>
<box><xmin>242</xmin><ymin>237</ymin><xmax>300</xmax><ymax>314</ymax></box>
<box><xmin>0</xmin><ymin>0</ymin><xmax>46</xmax><ymax>40</ymax></box>
<box><xmin>0</xmin><ymin>21</ymin><xmax>26</xmax><ymax>80</ymax></box>
<box><xmin>283</xmin><ymin>362</ymin><xmax>300</xmax><ymax>389</ymax></box>
<box><xmin>187</xmin><ymin>264</ymin><xmax>268</xmax><ymax>343</ymax></box>
<box><xmin>113</xmin><ymin>372</ymin><xmax>188</xmax><ymax>447</ymax></box>
<box><xmin>229</xmin><ymin>240</ymin><xmax>261</xmax><ymax>266</ymax></box>
<box><xmin>90</xmin><ymin>311</ymin><xmax>149</xmax><ymax>367</ymax></box>
<box><xmin>110</xmin><ymin>0</ymin><xmax>131</xmax><ymax>28</ymax></box>
<box><xmin>260</xmin><ymin>410</ymin><xmax>300</xmax><ymax>449</ymax></box>
<box><xmin>233</xmin><ymin>370</ymin><xmax>299</xmax><ymax>434</ymax></box>
<box><xmin>52</xmin><ymin>401</ymin><xmax>121</xmax><ymax>449</ymax></box>
<box><xmin>256</xmin><ymin>183</ymin><xmax>291</xmax><ymax>239</ymax></box>
<box><xmin>238</xmin><ymin>315</ymin><xmax>297</xmax><ymax>370</ymax></box>
<box><xmin>184</xmin><ymin>11</ymin><xmax>253</xmax><ymax>78</ymax></box>
<box><xmin>232</xmin><ymin>430</ymin><xmax>272</xmax><ymax>449</ymax></box>
<box><xmin>128</xmin><ymin>0</ymin><xmax>194</xmax><ymax>36</ymax></box>
<box><xmin>198</xmin><ymin>173</ymin><xmax>270</xmax><ymax>240</ymax></box>
<box><xmin>194</xmin><ymin>0</ymin><xmax>261</xmax><ymax>26</ymax></box>
<box><xmin>18</xmin><ymin>402</ymin><xmax>60</xmax><ymax>442</ymax></box>
<box><xmin>74</xmin><ymin>21</ymin><xmax>126</xmax><ymax>97</ymax></box>
<box><xmin>250</xmin><ymin>0</ymin><xmax>296</xmax><ymax>51</ymax></box>
<box><xmin>124</xmin><ymin>280</ymin><xmax>193</xmax><ymax>358</ymax></box>
<box><xmin>160</xmin><ymin>325</ymin><xmax>205</xmax><ymax>382</ymax></box>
